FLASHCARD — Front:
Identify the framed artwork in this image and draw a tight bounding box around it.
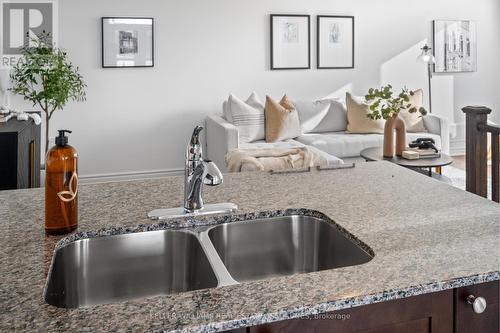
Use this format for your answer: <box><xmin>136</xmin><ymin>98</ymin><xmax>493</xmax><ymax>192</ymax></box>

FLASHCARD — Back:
<box><xmin>270</xmin><ymin>14</ymin><xmax>310</xmax><ymax>70</ymax></box>
<box><xmin>317</xmin><ymin>15</ymin><xmax>354</xmax><ymax>69</ymax></box>
<box><xmin>102</xmin><ymin>17</ymin><xmax>154</xmax><ymax>68</ymax></box>
<box><xmin>433</xmin><ymin>20</ymin><xmax>476</xmax><ymax>73</ymax></box>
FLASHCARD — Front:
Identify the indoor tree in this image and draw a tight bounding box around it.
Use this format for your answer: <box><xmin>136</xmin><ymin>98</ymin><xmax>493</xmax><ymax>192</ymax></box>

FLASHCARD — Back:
<box><xmin>9</xmin><ymin>34</ymin><xmax>86</xmax><ymax>154</ymax></box>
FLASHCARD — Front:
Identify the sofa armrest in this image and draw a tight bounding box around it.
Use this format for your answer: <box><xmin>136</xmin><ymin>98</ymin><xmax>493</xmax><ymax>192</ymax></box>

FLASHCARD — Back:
<box><xmin>205</xmin><ymin>115</ymin><xmax>239</xmax><ymax>172</ymax></box>
<box><xmin>423</xmin><ymin>114</ymin><xmax>450</xmax><ymax>154</ymax></box>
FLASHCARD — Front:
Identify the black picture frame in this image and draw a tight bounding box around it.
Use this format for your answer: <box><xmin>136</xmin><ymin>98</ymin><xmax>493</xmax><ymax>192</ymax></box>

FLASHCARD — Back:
<box><xmin>316</xmin><ymin>15</ymin><xmax>355</xmax><ymax>69</ymax></box>
<box><xmin>101</xmin><ymin>17</ymin><xmax>155</xmax><ymax>68</ymax></box>
<box><xmin>432</xmin><ymin>19</ymin><xmax>477</xmax><ymax>73</ymax></box>
<box><xmin>270</xmin><ymin>14</ymin><xmax>311</xmax><ymax>70</ymax></box>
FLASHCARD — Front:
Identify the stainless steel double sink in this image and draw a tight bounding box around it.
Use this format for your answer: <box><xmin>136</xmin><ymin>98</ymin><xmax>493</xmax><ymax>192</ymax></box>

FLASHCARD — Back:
<box><xmin>45</xmin><ymin>215</ymin><xmax>373</xmax><ymax>308</ymax></box>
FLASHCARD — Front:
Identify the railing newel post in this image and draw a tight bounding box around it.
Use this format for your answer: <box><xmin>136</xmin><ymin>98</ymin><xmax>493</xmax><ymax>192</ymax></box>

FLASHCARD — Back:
<box><xmin>462</xmin><ymin>106</ymin><xmax>491</xmax><ymax>198</ymax></box>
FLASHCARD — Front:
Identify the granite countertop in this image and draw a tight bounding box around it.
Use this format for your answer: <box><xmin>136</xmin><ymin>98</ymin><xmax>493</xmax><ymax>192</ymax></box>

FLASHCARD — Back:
<box><xmin>1</xmin><ymin>161</ymin><xmax>499</xmax><ymax>332</ymax></box>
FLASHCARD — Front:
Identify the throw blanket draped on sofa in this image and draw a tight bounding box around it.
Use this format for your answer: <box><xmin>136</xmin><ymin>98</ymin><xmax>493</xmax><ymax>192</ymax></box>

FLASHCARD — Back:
<box><xmin>225</xmin><ymin>147</ymin><xmax>330</xmax><ymax>172</ymax></box>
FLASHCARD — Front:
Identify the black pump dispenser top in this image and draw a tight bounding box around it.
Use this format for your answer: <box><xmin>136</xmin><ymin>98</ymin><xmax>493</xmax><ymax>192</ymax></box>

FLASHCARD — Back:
<box><xmin>55</xmin><ymin>130</ymin><xmax>72</xmax><ymax>147</ymax></box>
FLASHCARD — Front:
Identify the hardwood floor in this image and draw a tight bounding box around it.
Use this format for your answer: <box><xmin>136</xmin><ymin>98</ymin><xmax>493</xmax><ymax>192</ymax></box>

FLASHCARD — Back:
<box><xmin>452</xmin><ymin>154</ymin><xmax>493</xmax><ymax>177</ymax></box>
<box><xmin>450</xmin><ymin>155</ymin><xmax>495</xmax><ymax>200</ymax></box>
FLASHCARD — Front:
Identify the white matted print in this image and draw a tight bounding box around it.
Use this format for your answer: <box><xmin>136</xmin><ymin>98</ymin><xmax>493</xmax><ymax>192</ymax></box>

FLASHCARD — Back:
<box><xmin>433</xmin><ymin>20</ymin><xmax>476</xmax><ymax>73</ymax></box>
<box><xmin>271</xmin><ymin>15</ymin><xmax>310</xmax><ymax>70</ymax></box>
<box><xmin>317</xmin><ymin>16</ymin><xmax>354</xmax><ymax>69</ymax></box>
<box><xmin>102</xmin><ymin>17</ymin><xmax>154</xmax><ymax>68</ymax></box>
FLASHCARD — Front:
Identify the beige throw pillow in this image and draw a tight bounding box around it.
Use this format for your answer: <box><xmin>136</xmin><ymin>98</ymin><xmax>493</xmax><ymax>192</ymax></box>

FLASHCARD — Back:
<box><xmin>399</xmin><ymin>89</ymin><xmax>427</xmax><ymax>133</ymax></box>
<box><xmin>346</xmin><ymin>93</ymin><xmax>385</xmax><ymax>134</ymax></box>
<box><xmin>265</xmin><ymin>95</ymin><xmax>301</xmax><ymax>142</ymax></box>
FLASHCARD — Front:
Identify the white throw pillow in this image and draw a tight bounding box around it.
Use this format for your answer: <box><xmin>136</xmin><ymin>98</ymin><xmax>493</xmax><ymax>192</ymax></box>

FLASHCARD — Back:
<box><xmin>227</xmin><ymin>92</ymin><xmax>265</xmax><ymax>143</ymax></box>
<box><xmin>222</xmin><ymin>100</ymin><xmax>231</xmax><ymax>121</ymax></box>
<box><xmin>318</xmin><ymin>99</ymin><xmax>348</xmax><ymax>132</ymax></box>
<box><xmin>293</xmin><ymin>99</ymin><xmax>348</xmax><ymax>133</ymax></box>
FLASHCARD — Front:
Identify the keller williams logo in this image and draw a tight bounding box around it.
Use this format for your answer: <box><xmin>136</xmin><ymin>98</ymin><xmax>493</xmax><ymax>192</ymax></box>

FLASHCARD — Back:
<box><xmin>0</xmin><ymin>0</ymin><xmax>58</xmax><ymax>66</ymax></box>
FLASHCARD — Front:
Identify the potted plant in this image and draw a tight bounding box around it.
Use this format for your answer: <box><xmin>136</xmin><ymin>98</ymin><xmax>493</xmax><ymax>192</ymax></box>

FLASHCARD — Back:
<box><xmin>365</xmin><ymin>85</ymin><xmax>427</xmax><ymax>157</ymax></box>
<box><xmin>9</xmin><ymin>35</ymin><xmax>86</xmax><ymax>155</ymax></box>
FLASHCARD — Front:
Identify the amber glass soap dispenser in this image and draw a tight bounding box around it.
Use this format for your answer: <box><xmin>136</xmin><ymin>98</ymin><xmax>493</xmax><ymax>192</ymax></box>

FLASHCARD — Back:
<box><xmin>45</xmin><ymin>130</ymin><xmax>78</xmax><ymax>235</ymax></box>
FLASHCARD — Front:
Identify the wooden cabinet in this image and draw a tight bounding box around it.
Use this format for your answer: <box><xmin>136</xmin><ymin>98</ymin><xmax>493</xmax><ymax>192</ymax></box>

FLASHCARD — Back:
<box><xmin>455</xmin><ymin>281</ymin><xmax>499</xmax><ymax>332</ymax></box>
<box><xmin>0</xmin><ymin>116</ymin><xmax>41</xmax><ymax>190</ymax></box>
<box><xmin>225</xmin><ymin>281</ymin><xmax>499</xmax><ymax>333</ymax></box>
<box><xmin>248</xmin><ymin>290</ymin><xmax>453</xmax><ymax>333</ymax></box>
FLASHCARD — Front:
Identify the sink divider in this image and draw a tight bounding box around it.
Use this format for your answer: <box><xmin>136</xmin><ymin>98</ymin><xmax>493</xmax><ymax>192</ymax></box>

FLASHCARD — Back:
<box><xmin>197</xmin><ymin>230</ymin><xmax>239</xmax><ymax>287</ymax></box>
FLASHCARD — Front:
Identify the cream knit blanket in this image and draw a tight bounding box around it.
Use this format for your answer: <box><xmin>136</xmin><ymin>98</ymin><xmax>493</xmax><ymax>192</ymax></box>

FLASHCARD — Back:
<box><xmin>225</xmin><ymin>147</ymin><xmax>330</xmax><ymax>172</ymax></box>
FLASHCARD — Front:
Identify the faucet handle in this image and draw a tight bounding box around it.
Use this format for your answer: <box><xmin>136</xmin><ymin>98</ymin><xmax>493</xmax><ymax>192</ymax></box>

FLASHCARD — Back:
<box><xmin>187</xmin><ymin>126</ymin><xmax>204</xmax><ymax>160</ymax></box>
<box><xmin>190</xmin><ymin>126</ymin><xmax>203</xmax><ymax>145</ymax></box>
<box><xmin>203</xmin><ymin>160</ymin><xmax>223</xmax><ymax>186</ymax></box>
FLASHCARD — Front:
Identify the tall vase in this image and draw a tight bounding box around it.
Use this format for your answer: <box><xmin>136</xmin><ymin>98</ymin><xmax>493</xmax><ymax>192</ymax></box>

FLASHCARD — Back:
<box><xmin>383</xmin><ymin>114</ymin><xmax>406</xmax><ymax>158</ymax></box>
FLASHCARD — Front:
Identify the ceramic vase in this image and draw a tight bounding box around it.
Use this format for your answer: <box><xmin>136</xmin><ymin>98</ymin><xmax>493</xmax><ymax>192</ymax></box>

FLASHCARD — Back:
<box><xmin>383</xmin><ymin>114</ymin><xmax>406</xmax><ymax>158</ymax></box>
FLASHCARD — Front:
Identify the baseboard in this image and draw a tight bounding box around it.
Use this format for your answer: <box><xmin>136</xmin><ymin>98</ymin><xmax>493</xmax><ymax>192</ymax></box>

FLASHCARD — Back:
<box><xmin>78</xmin><ymin>168</ymin><xmax>184</xmax><ymax>185</ymax></box>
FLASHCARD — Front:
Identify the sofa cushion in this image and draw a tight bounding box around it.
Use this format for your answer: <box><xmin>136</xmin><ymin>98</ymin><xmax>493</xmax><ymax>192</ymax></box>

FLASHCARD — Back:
<box><xmin>399</xmin><ymin>89</ymin><xmax>427</xmax><ymax>133</ymax></box>
<box><xmin>227</xmin><ymin>92</ymin><xmax>265</xmax><ymax>143</ymax></box>
<box><xmin>295</xmin><ymin>131</ymin><xmax>442</xmax><ymax>158</ymax></box>
<box><xmin>293</xmin><ymin>99</ymin><xmax>347</xmax><ymax>133</ymax></box>
<box><xmin>265</xmin><ymin>95</ymin><xmax>301</xmax><ymax>142</ymax></box>
<box><xmin>346</xmin><ymin>93</ymin><xmax>385</xmax><ymax>134</ymax></box>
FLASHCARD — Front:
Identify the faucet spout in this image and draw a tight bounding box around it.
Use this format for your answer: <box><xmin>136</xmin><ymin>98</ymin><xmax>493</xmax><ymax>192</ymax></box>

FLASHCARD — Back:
<box><xmin>184</xmin><ymin>160</ymin><xmax>223</xmax><ymax>211</ymax></box>
<box><xmin>203</xmin><ymin>161</ymin><xmax>223</xmax><ymax>186</ymax></box>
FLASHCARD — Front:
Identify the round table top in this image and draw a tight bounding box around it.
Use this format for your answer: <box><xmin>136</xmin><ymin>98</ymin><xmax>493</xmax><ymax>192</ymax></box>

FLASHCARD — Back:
<box><xmin>360</xmin><ymin>147</ymin><xmax>453</xmax><ymax>168</ymax></box>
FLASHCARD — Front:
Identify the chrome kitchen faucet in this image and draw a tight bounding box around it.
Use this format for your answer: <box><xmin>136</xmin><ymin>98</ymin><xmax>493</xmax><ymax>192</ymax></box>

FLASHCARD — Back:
<box><xmin>148</xmin><ymin>126</ymin><xmax>237</xmax><ymax>220</ymax></box>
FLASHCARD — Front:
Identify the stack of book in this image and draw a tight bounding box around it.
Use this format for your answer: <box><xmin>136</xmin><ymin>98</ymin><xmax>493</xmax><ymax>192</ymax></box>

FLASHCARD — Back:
<box><xmin>402</xmin><ymin>147</ymin><xmax>441</xmax><ymax>159</ymax></box>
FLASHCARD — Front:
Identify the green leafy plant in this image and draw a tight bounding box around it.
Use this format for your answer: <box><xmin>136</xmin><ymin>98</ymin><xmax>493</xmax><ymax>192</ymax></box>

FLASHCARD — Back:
<box><xmin>9</xmin><ymin>34</ymin><xmax>86</xmax><ymax>154</ymax></box>
<box><xmin>364</xmin><ymin>84</ymin><xmax>427</xmax><ymax>120</ymax></box>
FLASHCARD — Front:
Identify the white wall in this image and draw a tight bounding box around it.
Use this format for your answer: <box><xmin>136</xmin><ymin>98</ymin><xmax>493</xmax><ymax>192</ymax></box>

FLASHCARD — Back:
<box><xmin>10</xmin><ymin>0</ymin><xmax>500</xmax><ymax>178</ymax></box>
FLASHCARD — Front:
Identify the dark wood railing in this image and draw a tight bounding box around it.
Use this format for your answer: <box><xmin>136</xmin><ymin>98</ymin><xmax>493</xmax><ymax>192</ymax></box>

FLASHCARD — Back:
<box><xmin>462</xmin><ymin>106</ymin><xmax>500</xmax><ymax>203</ymax></box>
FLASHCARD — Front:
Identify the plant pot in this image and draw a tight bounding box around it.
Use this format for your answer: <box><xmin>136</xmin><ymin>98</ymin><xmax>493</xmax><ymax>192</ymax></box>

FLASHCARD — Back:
<box><xmin>383</xmin><ymin>114</ymin><xmax>406</xmax><ymax>158</ymax></box>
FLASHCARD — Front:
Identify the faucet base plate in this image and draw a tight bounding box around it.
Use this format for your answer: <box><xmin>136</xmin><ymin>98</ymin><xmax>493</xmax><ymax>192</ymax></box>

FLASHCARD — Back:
<box><xmin>148</xmin><ymin>203</ymin><xmax>238</xmax><ymax>220</ymax></box>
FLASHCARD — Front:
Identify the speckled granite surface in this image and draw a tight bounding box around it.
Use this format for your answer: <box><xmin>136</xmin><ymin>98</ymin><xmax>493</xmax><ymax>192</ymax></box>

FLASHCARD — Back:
<box><xmin>1</xmin><ymin>161</ymin><xmax>499</xmax><ymax>332</ymax></box>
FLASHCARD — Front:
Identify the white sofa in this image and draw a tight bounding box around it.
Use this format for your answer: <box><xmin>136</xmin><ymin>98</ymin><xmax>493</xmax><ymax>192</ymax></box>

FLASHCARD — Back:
<box><xmin>206</xmin><ymin>101</ymin><xmax>449</xmax><ymax>172</ymax></box>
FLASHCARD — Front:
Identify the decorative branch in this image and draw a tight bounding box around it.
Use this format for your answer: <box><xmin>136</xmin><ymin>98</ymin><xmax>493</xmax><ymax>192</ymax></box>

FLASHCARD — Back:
<box><xmin>364</xmin><ymin>84</ymin><xmax>427</xmax><ymax>120</ymax></box>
